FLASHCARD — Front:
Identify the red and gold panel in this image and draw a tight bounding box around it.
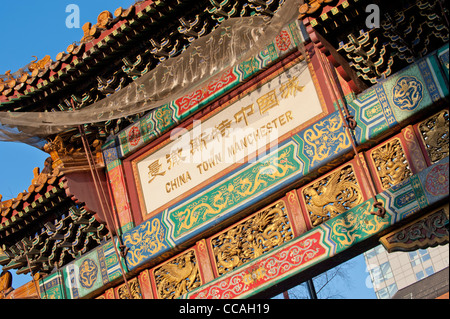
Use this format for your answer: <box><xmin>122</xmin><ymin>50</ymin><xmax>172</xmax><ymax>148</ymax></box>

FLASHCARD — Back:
<box><xmin>138</xmin><ymin>269</ymin><xmax>154</xmax><ymax>299</ymax></box>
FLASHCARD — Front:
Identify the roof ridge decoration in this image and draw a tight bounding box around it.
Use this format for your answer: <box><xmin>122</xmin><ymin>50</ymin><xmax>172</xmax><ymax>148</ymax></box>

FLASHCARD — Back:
<box><xmin>0</xmin><ymin>0</ymin><xmax>303</xmax><ymax>147</ymax></box>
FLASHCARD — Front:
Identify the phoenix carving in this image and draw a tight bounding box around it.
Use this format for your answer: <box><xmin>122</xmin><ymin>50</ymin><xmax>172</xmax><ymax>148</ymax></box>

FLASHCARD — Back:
<box><xmin>303</xmin><ymin>165</ymin><xmax>363</xmax><ymax>227</ymax></box>
<box><xmin>154</xmin><ymin>250</ymin><xmax>201</xmax><ymax>299</ymax></box>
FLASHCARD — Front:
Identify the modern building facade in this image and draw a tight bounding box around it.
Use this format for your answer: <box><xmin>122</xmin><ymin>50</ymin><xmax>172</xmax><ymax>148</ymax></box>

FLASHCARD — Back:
<box><xmin>364</xmin><ymin>244</ymin><xmax>449</xmax><ymax>299</ymax></box>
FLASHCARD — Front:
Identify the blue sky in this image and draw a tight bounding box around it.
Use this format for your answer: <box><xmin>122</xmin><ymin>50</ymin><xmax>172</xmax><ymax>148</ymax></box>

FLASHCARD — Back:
<box><xmin>0</xmin><ymin>1</ymin><xmax>376</xmax><ymax>298</ymax></box>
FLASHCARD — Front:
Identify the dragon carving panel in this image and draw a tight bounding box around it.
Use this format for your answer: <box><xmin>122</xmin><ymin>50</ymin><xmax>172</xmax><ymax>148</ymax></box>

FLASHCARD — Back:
<box><xmin>210</xmin><ymin>201</ymin><xmax>293</xmax><ymax>276</ymax></box>
<box><xmin>302</xmin><ymin>165</ymin><xmax>363</xmax><ymax>227</ymax></box>
<box><xmin>153</xmin><ymin>250</ymin><xmax>201</xmax><ymax>299</ymax></box>
<box><xmin>419</xmin><ymin>109</ymin><xmax>449</xmax><ymax>164</ymax></box>
<box><xmin>371</xmin><ymin>138</ymin><xmax>412</xmax><ymax>189</ymax></box>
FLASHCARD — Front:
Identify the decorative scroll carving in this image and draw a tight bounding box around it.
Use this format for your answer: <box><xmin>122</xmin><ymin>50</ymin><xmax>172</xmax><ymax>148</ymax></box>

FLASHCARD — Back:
<box><xmin>154</xmin><ymin>250</ymin><xmax>201</xmax><ymax>299</ymax></box>
<box><xmin>371</xmin><ymin>138</ymin><xmax>412</xmax><ymax>189</ymax></box>
<box><xmin>210</xmin><ymin>201</ymin><xmax>293</xmax><ymax>276</ymax></box>
<box><xmin>419</xmin><ymin>109</ymin><xmax>449</xmax><ymax>163</ymax></box>
<box><xmin>117</xmin><ymin>278</ymin><xmax>142</xmax><ymax>299</ymax></box>
<box><xmin>380</xmin><ymin>205</ymin><xmax>449</xmax><ymax>253</ymax></box>
<box><xmin>302</xmin><ymin>165</ymin><xmax>363</xmax><ymax>227</ymax></box>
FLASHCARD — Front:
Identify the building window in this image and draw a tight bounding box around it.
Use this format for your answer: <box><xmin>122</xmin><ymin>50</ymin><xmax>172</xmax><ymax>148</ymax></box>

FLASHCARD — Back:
<box><xmin>409</xmin><ymin>249</ymin><xmax>431</xmax><ymax>267</ymax></box>
<box><xmin>415</xmin><ymin>270</ymin><xmax>425</xmax><ymax>281</ymax></box>
<box><xmin>376</xmin><ymin>283</ymin><xmax>398</xmax><ymax>299</ymax></box>
<box><xmin>425</xmin><ymin>266</ymin><xmax>434</xmax><ymax>277</ymax></box>
<box><xmin>371</xmin><ymin>261</ymin><xmax>393</xmax><ymax>286</ymax></box>
<box><xmin>365</xmin><ymin>245</ymin><xmax>385</xmax><ymax>259</ymax></box>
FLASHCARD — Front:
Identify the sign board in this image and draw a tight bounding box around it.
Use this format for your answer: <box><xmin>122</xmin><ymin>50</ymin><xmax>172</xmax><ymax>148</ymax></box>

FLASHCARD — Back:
<box><xmin>133</xmin><ymin>59</ymin><xmax>325</xmax><ymax>219</ymax></box>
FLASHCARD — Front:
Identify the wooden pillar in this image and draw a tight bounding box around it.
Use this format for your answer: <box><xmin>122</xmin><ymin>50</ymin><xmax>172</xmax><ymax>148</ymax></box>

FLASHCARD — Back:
<box><xmin>138</xmin><ymin>269</ymin><xmax>154</xmax><ymax>299</ymax></box>
<box><xmin>196</xmin><ymin>239</ymin><xmax>215</xmax><ymax>284</ymax></box>
<box><xmin>285</xmin><ymin>190</ymin><xmax>311</xmax><ymax>236</ymax></box>
<box><xmin>102</xmin><ymin>140</ymin><xmax>134</xmax><ymax>233</ymax></box>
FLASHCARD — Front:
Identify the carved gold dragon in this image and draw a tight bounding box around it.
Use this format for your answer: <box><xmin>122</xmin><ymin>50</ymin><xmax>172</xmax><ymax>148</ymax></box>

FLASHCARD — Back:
<box><xmin>371</xmin><ymin>139</ymin><xmax>412</xmax><ymax>189</ymax></box>
<box><xmin>212</xmin><ymin>201</ymin><xmax>292</xmax><ymax>275</ymax></box>
<box><xmin>419</xmin><ymin>110</ymin><xmax>449</xmax><ymax>163</ymax></box>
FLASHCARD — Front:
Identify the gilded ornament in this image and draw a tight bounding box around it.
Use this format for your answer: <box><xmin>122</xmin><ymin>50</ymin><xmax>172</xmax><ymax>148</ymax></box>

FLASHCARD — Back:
<box><xmin>371</xmin><ymin>138</ymin><xmax>412</xmax><ymax>189</ymax></box>
<box><xmin>170</xmin><ymin>145</ymin><xmax>298</xmax><ymax>238</ymax></box>
<box><xmin>392</xmin><ymin>76</ymin><xmax>423</xmax><ymax>111</ymax></box>
<box><xmin>117</xmin><ymin>278</ymin><xmax>142</xmax><ymax>299</ymax></box>
<box><xmin>330</xmin><ymin>201</ymin><xmax>390</xmax><ymax>249</ymax></box>
<box><xmin>78</xmin><ymin>258</ymin><xmax>98</xmax><ymax>289</ymax></box>
<box><xmin>303</xmin><ymin>165</ymin><xmax>363</xmax><ymax>226</ymax></box>
<box><xmin>210</xmin><ymin>201</ymin><xmax>293</xmax><ymax>276</ymax></box>
<box><xmin>303</xmin><ymin>114</ymin><xmax>350</xmax><ymax>166</ymax></box>
<box><xmin>419</xmin><ymin>110</ymin><xmax>449</xmax><ymax>163</ymax></box>
<box><xmin>123</xmin><ymin>218</ymin><xmax>167</xmax><ymax>268</ymax></box>
<box><xmin>154</xmin><ymin>250</ymin><xmax>201</xmax><ymax>299</ymax></box>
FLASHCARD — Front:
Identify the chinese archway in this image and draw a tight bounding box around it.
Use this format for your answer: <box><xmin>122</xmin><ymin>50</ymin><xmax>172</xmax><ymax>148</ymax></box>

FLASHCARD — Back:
<box><xmin>0</xmin><ymin>0</ymin><xmax>448</xmax><ymax>299</ymax></box>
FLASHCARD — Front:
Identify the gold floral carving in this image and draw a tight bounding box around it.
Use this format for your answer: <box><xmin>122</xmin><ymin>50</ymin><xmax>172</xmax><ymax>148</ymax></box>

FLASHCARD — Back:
<box><xmin>418</xmin><ymin>109</ymin><xmax>449</xmax><ymax>163</ymax></box>
<box><xmin>371</xmin><ymin>138</ymin><xmax>412</xmax><ymax>189</ymax></box>
<box><xmin>302</xmin><ymin>165</ymin><xmax>363</xmax><ymax>227</ymax></box>
<box><xmin>154</xmin><ymin>250</ymin><xmax>201</xmax><ymax>299</ymax></box>
<box><xmin>117</xmin><ymin>278</ymin><xmax>142</xmax><ymax>299</ymax></box>
<box><xmin>210</xmin><ymin>201</ymin><xmax>293</xmax><ymax>276</ymax></box>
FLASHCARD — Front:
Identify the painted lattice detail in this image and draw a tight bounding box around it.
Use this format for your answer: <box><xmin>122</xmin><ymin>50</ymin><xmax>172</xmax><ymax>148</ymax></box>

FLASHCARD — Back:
<box><xmin>419</xmin><ymin>109</ymin><xmax>449</xmax><ymax>163</ymax></box>
<box><xmin>371</xmin><ymin>138</ymin><xmax>412</xmax><ymax>189</ymax></box>
<box><xmin>153</xmin><ymin>250</ymin><xmax>201</xmax><ymax>299</ymax></box>
<box><xmin>210</xmin><ymin>201</ymin><xmax>293</xmax><ymax>276</ymax></box>
<box><xmin>302</xmin><ymin>165</ymin><xmax>363</xmax><ymax>227</ymax></box>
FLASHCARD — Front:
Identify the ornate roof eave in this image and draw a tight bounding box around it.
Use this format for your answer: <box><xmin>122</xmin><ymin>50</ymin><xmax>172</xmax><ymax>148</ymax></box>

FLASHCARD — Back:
<box><xmin>0</xmin><ymin>0</ymin><xmax>294</xmax><ymax>158</ymax></box>
<box><xmin>0</xmin><ymin>158</ymin><xmax>109</xmax><ymax>275</ymax></box>
<box><xmin>0</xmin><ymin>0</ymin><xmax>179</xmax><ymax>108</ymax></box>
<box><xmin>0</xmin><ymin>0</ymin><xmax>285</xmax><ymax>113</ymax></box>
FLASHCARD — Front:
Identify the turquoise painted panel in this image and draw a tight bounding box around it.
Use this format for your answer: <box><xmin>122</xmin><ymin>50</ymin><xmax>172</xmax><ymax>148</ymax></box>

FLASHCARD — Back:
<box><xmin>39</xmin><ymin>271</ymin><xmax>66</xmax><ymax>299</ymax></box>
<box><xmin>437</xmin><ymin>44</ymin><xmax>449</xmax><ymax>83</ymax></box>
<box><xmin>62</xmin><ymin>238</ymin><xmax>127</xmax><ymax>299</ymax></box>
<box><xmin>164</xmin><ymin>141</ymin><xmax>303</xmax><ymax>241</ymax></box>
<box><xmin>348</xmin><ymin>45</ymin><xmax>449</xmax><ymax>144</ymax></box>
<box><xmin>122</xmin><ymin>214</ymin><xmax>172</xmax><ymax>270</ymax></box>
